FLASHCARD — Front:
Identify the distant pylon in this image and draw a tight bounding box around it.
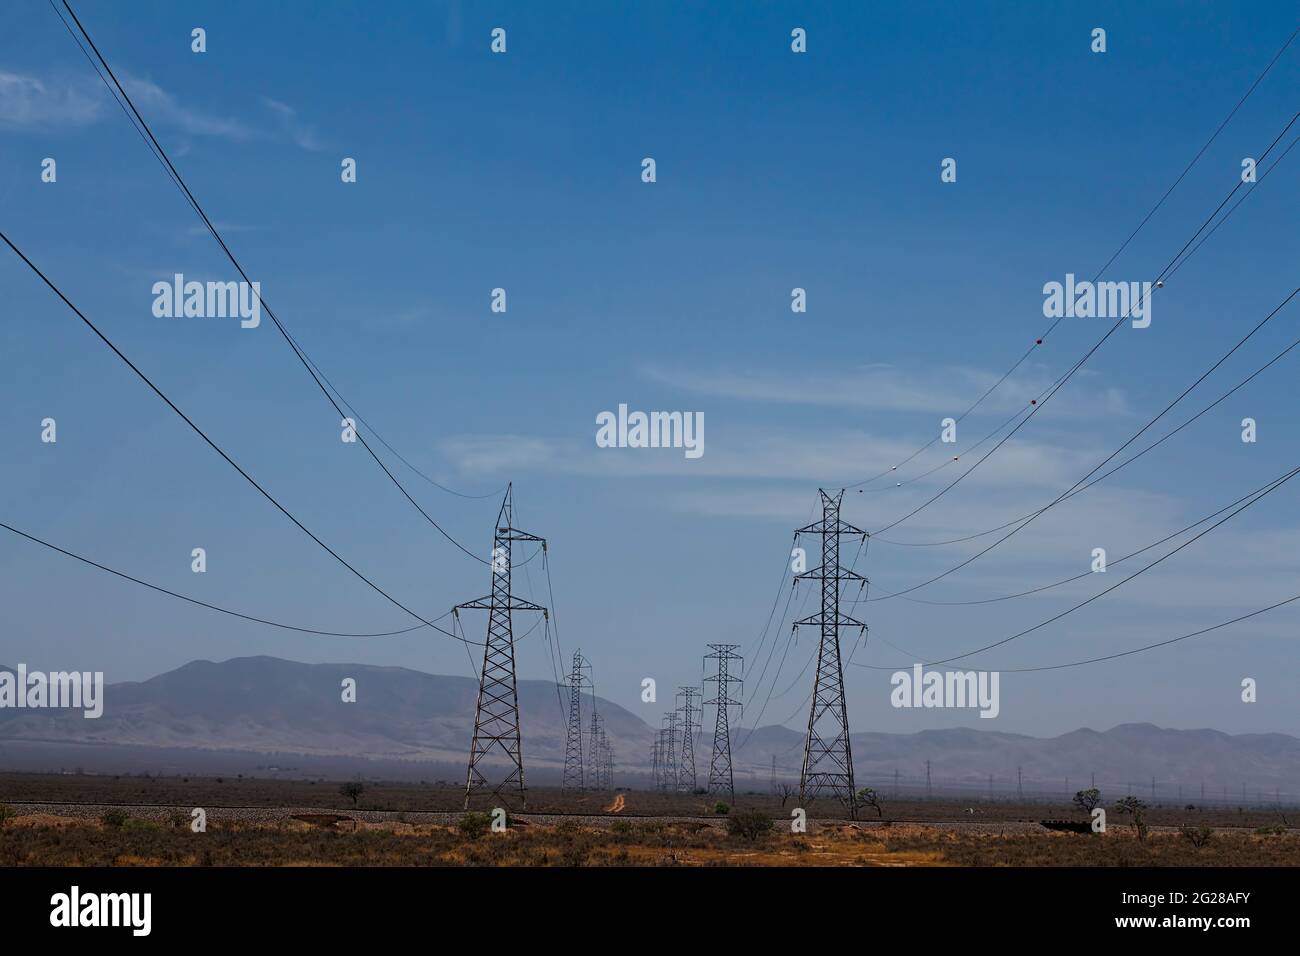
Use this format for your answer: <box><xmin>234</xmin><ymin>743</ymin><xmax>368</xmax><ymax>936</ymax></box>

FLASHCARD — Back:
<box><xmin>651</xmin><ymin>735</ymin><xmax>661</xmax><ymax>790</ymax></box>
<box><xmin>562</xmin><ymin>650</ymin><xmax>590</xmax><ymax>790</ymax></box>
<box><xmin>592</xmin><ymin>723</ymin><xmax>611</xmax><ymax>789</ymax></box>
<box><xmin>457</xmin><ymin>484</ymin><xmax>547</xmax><ymax>809</ymax></box>
<box><xmin>589</xmin><ymin>711</ymin><xmax>606</xmax><ymax>789</ymax></box>
<box><xmin>657</xmin><ymin>728</ymin><xmax>673</xmax><ymax>791</ymax></box>
<box><xmin>676</xmin><ymin>686</ymin><xmax>701</xmax><ymax>792</ymax></box>
<box><xmin>794</xmin><ymin>489</ymin><xmax>867</xmax><ymax>814</ymax></box>
<box><xmin>662</xmin><ymin>713</ymin><xmax>680</xmax><ymax>793</ymax></box>
<box><xmin>704</xmin><ymin>643</ymin><xmax>743</xmax><ymax>799</ymax></box>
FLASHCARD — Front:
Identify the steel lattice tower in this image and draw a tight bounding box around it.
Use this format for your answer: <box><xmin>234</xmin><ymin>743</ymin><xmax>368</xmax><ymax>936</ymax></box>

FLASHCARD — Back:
<box><xmin>794</xmin><ymin>489</ymin><xmax>867</xmax><ymax>814</ymax></box>
<box><xmin>589</xmin><ymin>711</ymin><xmax>606</xmax><ymax>789</ymax></box>
<box><xmin>704</xmin><ymin>644</ymin><xmax>743</xmax><ymax>799</ymax></box>
<box><xmin>652</xmin><ymin>733</ymin><xmax>663</xmax><ymax>790</ymax></box>
<box><xmin>676</xmin><ymin>686</ymin><xmax>700</xmax><ymax>792</ymax></box>
<box><xmin>661</xmin><ymin>713</ymin><xmax>680</xmax><ymax>793</ymax></box>
<box><xmin>603</xmin><ymin>734</ymin><xmax>615</xmax><ymax>788</ymax></box>
<box><xmin>457</xmin><ymin>484</ymin><xmax>548</xmax><ymax>809</ymax></box>
<box><xmin>562</xmin><ymin>650</ymin><xmax>590</xmax><ymax>790</ymax></box>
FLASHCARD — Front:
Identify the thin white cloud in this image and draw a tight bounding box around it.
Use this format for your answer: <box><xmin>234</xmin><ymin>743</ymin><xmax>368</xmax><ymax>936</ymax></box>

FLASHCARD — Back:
<box><xmin>641</xmin><ymin>362</ymin><xmax>1129</xmax><ymax>418</ymax></box>
<box><xmin>0</xmin><ymin>69</ymin><xmax>323</xmax><ymax>152</ymax></box>
<box><xmin>261</xmin><ymin>96</ymin><xmax>327</xmax><ymax>151</ymax></box>
<box><xmin>0</xmin><ymin>71</ymin><xmax>104</xmax><ymax>129</ymax></box>
<box><xmin>438</xmin><ymin>425</ymin><xmax>1100</xmax><ymax>489</ymax></box>
<box><xmin>122</xmin><ymin>75</ymin><xmax>252</xmax><ymax>140</ymax></box>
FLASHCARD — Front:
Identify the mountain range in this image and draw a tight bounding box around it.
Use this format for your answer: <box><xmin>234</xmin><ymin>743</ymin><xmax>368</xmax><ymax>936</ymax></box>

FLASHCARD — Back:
<box><xmin>2</xmin><ymin>657</ymin><xmax>1297</xmax><ymax>798</ymax></box>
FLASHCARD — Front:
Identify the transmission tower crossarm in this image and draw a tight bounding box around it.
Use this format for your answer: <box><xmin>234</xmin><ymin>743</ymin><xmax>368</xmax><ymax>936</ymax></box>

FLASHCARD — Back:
<box><xmin>793</xmin><ymin>613</ymin><xmax>866</xmax><ymax>628</ymax></box>
<box><xmin>455</xmin><ymin>595</ymin><xmax>547</xmax><ymax>613</ymax></box>
<box><xmin>795</xmin><ymin>567</ymin><xmax>868</xmax><ymax>584</ymax></box>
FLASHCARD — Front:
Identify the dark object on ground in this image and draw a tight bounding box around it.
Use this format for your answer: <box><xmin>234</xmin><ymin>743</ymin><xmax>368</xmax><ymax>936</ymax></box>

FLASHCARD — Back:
<box><xmin>1039</xmin><ymin>819</ymin><xmax>1092</xmax><ymax>834</ymax></box>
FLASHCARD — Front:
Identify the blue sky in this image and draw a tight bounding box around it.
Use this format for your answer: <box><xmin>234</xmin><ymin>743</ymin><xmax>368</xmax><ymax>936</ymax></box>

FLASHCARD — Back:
<box><xmin>1</xmin><ymin>0</ymin><xmax>1298</xmax><ymax>746</ymax></box>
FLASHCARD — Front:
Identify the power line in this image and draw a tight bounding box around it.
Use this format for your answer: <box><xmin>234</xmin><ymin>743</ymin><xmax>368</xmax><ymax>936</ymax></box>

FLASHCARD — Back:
<box><xmin>0</xmin><ymin>228</ymin><xmax>448</xmax><ymax>634</ymax></box>
<box><xmin>957</xmin><ymin>593</ymin><xmax>1300</xmax><ymax>674</ymax></box>
<box><xmin>873</xmin><ymin>317</ymin><xmax>1300</xmax><ymax>608</ymax></box>
<box><xmin>540</xmin><ymin>544</ymin><xmax>572</xmax><ymax>725</ymax></box>
<box><xmin>286</xmin><ymin>335</ymin><xmax>504</xmax><ymax>501</ymax></box>
<box><xmin>56</xmin><ymin>0</ymin><xmax>491</xmax><ymax>565</ymax></box>
<box><xmin>877</xmin><ymin>418</ymin><xmax>1300</xmax><ymax>609</ymax></box>
<box><xmin>873</xmin><ymin>283</ymin><xmax>1300</xmax><ymax>554</ymax></box>
<box><xmin>843</xmin><ymin>25</ymin><xmax>1298</xmax><ymax>493</ymax></box>
<box><xmin>853</xmin><ymin>405</ymin><xmax>1031</xmax><ymax>494</ymax></box>
<box><xmin>0</xmin><ymin>519</ymin><xmax>457</xmax><ymax>639</ymax></box>
<box><xmin>737</xmin><ymin>157</ymin><xmax>1294</xmax><ymax>732</ymax></box>
<box><xmin>855</xmin><ymin>463</ymin><xmax>1300</xmax><ymax>670</ymax></box>
<box><xmin>867</xmin><ymin>110</ymin><xmax>1299</xmax><ymax>537</ymax></box>
<box><xmin>733</xmin><ymin>576</ymin><xmax>814</xmax><ymax>751</ymax></box>
<box><xmin>863</xmin><ymin>285</ymin><xmax>1300</xmax><ymax>601</ymax></box>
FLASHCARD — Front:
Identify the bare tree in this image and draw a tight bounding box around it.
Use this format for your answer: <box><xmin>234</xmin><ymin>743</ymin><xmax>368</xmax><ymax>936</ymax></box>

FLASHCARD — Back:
<box><xmin>1073</xmin><ymin>788</ymin><xmax>1102</xmax><ymax>814</ymax></box>
<box><xmin>1114</xmin><ymin>796</ymin><xmax>1148</xmax><ymax>841</ymax></box>
<box><xmin>855</xmin><ymin>787</ymin><xmax>884</xmax><ymax>818</ymax></box>
<box><xmin>339</xmin><ymin>781</ymin><xmax>365</xmax><ymax>807</ymax></box>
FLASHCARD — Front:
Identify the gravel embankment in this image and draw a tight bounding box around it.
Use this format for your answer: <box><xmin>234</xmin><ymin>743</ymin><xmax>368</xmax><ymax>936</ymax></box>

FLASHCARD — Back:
<box><xmin>5</xmin><ymin>801</ymin><xmax>1062</xmax><ymax>833</ymax></box>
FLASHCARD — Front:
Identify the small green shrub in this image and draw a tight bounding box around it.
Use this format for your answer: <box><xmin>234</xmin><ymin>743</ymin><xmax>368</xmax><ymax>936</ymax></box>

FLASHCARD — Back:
<box><xmin>101</xmin><ymin>808</ymin><xmax>129</xmax><ymax>828</ymax></box>
<box><xmin>713</xmin><ymin>802</ymin><xmax>730</xmax><ymax>815</ymax></box>
<box><xmin>459</xmin><ymin>811</ymin><xmax>493</xmax><ymax>840</ymax></box>
<box><xmin>727</xmin><ymin>809</ymin><xmax>774</xmax><ymax>842</ymax></box>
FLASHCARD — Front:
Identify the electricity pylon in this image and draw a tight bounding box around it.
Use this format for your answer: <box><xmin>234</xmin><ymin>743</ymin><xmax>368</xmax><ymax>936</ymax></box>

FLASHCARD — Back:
<box><xmin>457</xmin><ymin>484</ymin><xmax>547</xmax><ymax>809</ymax></box>
<box><xmin>794</xmin><ymin>489</ymin><xmax>866</xmax><ymax>815</ymax></box>
<box><xmin>676</xmin><ymin>686</ymin><xmax>700</xmax><ymax>792</ymax></box>
<box><xmin>652</xmin><ymin>732</ymin><xmax>664</xmax><ymax>790</ymax></box>
<box><xmin>589</xmin><ymin>711</ymin><xmax>606</xmax><ymax>789</ymax></box>
<box><xmin>662</xmin><ymin>713</ymin><xmax>680</xmax><ymax>793</ymax></box>
<box><xmin>704</xmin><ymin>644</ymin><xmax>743</xmax><ymax>799</ymax></box>
<box><xmin>562</xmin><ymin>650</ymin><xmax>591</xmax><ymax>790</ymax></box>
